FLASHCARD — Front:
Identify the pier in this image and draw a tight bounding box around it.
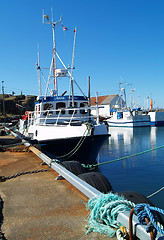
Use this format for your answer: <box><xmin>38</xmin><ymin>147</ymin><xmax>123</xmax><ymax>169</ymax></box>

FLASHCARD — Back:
<box><xmin>0</xmin><ymin>135</ymin><xmax>114</xmax><ymax>239</ymax></box>
<box><xmin>0</xmin><ymin>133</ymin><xmax>163</xmax><ymax>239</ymax></box>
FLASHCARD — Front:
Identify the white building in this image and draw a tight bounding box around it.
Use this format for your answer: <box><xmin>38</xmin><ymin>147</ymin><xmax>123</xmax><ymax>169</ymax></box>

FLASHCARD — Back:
<box><xmin>91</xmin><ymin>94</ymin><xmax>126</xmax><ymax>118</ymax></box>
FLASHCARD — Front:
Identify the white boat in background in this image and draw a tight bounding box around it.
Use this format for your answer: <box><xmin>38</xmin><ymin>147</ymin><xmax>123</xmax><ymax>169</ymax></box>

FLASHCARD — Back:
<box><xmin>147</xmin><ymin>99</ymin><xmax>164</xmax><ymax>126</ymax></box>
<box><xmin>18</xmin><ymin>13</ymin><xmax>109</xmax><ymax>164</ymax></box>
<box><xmin>105</xmin><ymin>86</ymin><xmax>150</xmax><ymax>127</ymax></box>
<box><xmin>106</xmin><ymin>107</ymin><xmax>150</xmax><ymax>127</ymax></box>
<box><xmin>148</xmin><ymin>111</ymin><xmax>164</xmax><ymax>126</ymax></box>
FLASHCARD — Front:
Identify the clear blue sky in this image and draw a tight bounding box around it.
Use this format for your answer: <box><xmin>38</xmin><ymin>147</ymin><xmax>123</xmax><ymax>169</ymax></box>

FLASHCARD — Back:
<box><xmin>0</xmin><ymin>0</ymin><xmax>164</xmax><ymax>109</ymax></box>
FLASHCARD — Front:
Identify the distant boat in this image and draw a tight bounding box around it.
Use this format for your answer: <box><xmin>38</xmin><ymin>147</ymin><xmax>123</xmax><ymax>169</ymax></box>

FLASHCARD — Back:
<box><xmin>148</xmin><ymin>111</ymin><xmax>164</xmax><ymax>126</ymax></box>
<box><xmin>18</xmin><ymin>13</ymin><xmax>109</xmax><ymax>164</ymax></box>
<box><xmin>91</xmin><ymin>85</ymin><xmax>150</xmax><ymax>128</ymax></box>
<box><xmin>106</xmin><ymin>108</ymin><xmax>150</xmax><ymax>127</ymax></box>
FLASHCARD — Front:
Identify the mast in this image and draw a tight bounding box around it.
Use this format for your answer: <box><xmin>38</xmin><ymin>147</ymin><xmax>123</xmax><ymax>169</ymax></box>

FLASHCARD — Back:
<box><xmin>43</xmin><ymin>11</ymin><xmax>62</xmax><ymax>95</ymax></box>
<box><xmin>37</xmin><ymin>43</ymin><xmax>41</xmax><ymax>96</ymax></box>
<box><xmin>121</xmin><ymin>88</ymin><xmax>127</xmax><ymax>109</ymax></box>
<box><xmin>88</xmin><ymin>76</ymin><xmax>91</xmax><ymax>121</ymax></box>
<box><xmin>96</xmin><ymin>92</ymin><xmax>99</xmax><ymax>124</ymax></box>
<box><xmin>52</xmin><ymin>23</ymin><xmax>56</xmax><ymax>92</ymax></box>
<box><xmin>130</xmin><ymin>84</ymin><xmax>135</xmax><ymax>110</ymax></box>
<box><xmin>69</xmin><ymin>27</ymin><xmax>77</xmax><ymax>106</ymax></box>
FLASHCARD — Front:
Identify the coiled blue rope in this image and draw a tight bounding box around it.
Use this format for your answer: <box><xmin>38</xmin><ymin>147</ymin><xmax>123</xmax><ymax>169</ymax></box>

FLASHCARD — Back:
<box><xmin>134</xmin><ymin>203</ymin><xmax>164</xmax><ymax>235</ymax></box>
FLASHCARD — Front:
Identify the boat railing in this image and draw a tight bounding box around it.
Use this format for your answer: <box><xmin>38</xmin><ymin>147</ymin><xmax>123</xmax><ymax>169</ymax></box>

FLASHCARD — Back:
<box><xmin>27</xmin><ymin>106</ymin><xmax>100</xmax><ymax>126</ymax></box>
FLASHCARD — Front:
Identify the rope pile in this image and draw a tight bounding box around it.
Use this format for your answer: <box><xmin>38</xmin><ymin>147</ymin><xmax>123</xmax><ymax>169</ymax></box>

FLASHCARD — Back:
<box><xmin>86</xmin><ymin>192</ymin><xmax>164</xmax><ymax>239</ymax></box>
<box><xmin>134</xmin><ymin>203</ymin><xmax>164</xmax><ymax>235</ymax></box>
<box><xmin>86</xmin><ymin>192</ymin><xmax>135</xmax><ymax>238</ymax></box>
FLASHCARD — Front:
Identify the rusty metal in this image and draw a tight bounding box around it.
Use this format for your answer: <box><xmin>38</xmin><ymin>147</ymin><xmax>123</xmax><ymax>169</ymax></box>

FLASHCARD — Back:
<box><xmin>7</xmin><ymin>147</ymin><xmax>31</xmax><ymax>152</ymax></box>
<box><xmin>129</xmin><ymin>208</ymin><xmax>135</xmax><ymax>240</ymax></box>
<box><xmin>145</xmin><ymin>217</ymin><xmax>155</xmax><ymax>240</ymax></box>
<box><xmin>129</xmin><ymin>207</ymin><xmax>155</xmax><ymax>240</ymax></box>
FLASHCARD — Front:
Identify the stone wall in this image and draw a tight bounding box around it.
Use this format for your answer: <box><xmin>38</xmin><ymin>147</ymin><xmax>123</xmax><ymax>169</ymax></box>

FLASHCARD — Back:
<box><xmin>0</xmin><ymin>94</ymin><xmax>37</xmax><ymax>115</ymax></box>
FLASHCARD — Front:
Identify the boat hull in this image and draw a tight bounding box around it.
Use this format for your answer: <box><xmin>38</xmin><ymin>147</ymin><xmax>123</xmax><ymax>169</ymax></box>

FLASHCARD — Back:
<box><xmin>35</xmin><ymin>134</ymin><xmax>109</xmax><ymax>164</ymax></box>
<box><xmin>107</xmin><ymin>120</ymin><xmax>150</xmax><ymax>127</ymax></box>
<box><xmin>107</xmin><ymin>116</ymin><xmax>150</xmax><ymax>127</ymax></box>
<box><xmin>148</xmin><ymin>111</ymin><xmax>164</xmax><ymax>126</ymax></box>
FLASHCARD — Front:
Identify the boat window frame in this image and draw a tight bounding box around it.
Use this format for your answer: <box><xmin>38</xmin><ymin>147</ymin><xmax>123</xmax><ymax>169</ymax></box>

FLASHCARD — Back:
<box><xmin>80</xmin><ymin>102</ymin><xmax>88</xmax><ymax>114</ymax></box>
<box><xmin>69</xmin><ymin>102</ymin><xmax>78</xmax><ymax>115</ymax></box>
<box><xmin>56</xmin><ymin>102</ymin><xmax>66</xmax><ymax>115</ymax></box>
<box><xmin>43</xmin><ymin>103</ymin><xmax>54</xmax><ymax>116</ymax></box>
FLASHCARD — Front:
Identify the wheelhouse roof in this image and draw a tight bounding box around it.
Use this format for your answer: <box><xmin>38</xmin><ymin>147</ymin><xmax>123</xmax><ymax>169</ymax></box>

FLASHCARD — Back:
<box><xmin>35</xmin><ymin>95</ymin><xmax>88</xmax><ymax>104</ymax></box>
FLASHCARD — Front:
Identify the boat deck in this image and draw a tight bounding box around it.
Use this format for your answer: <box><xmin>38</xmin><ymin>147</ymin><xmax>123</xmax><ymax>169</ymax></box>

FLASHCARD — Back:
<box><xmin>0</xmin><ymin>136</ymin><xmax>116</xmax><ymax>239</ymax></box>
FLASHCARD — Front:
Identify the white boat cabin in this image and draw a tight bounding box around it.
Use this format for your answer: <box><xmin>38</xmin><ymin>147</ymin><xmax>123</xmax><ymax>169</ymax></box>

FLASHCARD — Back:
<box><xmin>30</xmin><ymin>95</ymin><xmax>92</xmax><ymax>125</ymax></box>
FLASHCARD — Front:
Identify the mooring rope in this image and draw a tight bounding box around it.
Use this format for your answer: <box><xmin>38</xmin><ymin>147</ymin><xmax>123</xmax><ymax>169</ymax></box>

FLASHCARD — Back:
<box><xmin>147</xmin><ymin>186</ymin><xmax>164</xmax><ymax>198</ymax></box>
<box><xmin>134</xmin><ymin>203</ymin><xmax>164</xmax><ymax>235</ymax></box>
<box><xmin>51</xmin><ymin>122</ymin><xmax>93</xmax><ymax>160</ymax></box>
<box><xmin>86</xmin><ymin>193</ymin><xmax>164</xmax><ymax>238</ymax></box>
<box><xmin>82</xmin><ymin>144</ymin><xmax>164</xmax><ymax>169</ymax></box>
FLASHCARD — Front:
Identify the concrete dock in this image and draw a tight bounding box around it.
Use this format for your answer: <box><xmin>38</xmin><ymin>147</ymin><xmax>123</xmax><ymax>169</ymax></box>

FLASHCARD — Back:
<box><xmin>0</xmin><ymin>138</ymin><xmax>116</xmax><ymax>240</ymax></box>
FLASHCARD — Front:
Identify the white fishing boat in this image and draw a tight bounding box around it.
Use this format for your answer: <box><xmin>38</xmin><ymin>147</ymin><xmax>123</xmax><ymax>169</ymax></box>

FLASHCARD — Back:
<box><xmin>106</xmin><ymin>108</ymin><xmax>150</xmax><ymax>127</ymax></box>
<box><xmin>148</xmin><ymin>99</ymin><xmax>164</xmax><ymax>126</ymax></box>
<box><xmin>148</xmin><ymin>111</ymin><xmax>164</xmax><ymax>126</ymax></box>
<box><xmin>105</xmin><ymin>85</ymin><xmax>150</xmax><ymax>127</ymax></box>
<box><xmin>18</xmin><ymin>13</ymin><xmax>109</xmax><ymax>164</ymax></box>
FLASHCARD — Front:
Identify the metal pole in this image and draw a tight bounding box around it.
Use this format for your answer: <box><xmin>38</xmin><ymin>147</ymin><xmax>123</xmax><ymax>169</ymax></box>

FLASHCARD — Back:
<box><xmin>2</xmin><ymin>81</ymin><xmax>5</xmax><ymax>116</ymax></box>
<box><xmin>69</xmin><ymin>27</ymin><xmax>77</xmax><ymax>107</ymax></box>
<box><xmin>88</xmin><ymin>76</ymin><xmax>91</xmax><ymax>121</ymax></box>
<box><xmin>52</xmin><ymin>24</ymin><xmax>57</xmax><ymax>93</ymax></box>
<box><xmin>96</xmin><ymin>92</ymin><xmax>99</xmax><ymax>124</ymax></box>
<box><xmin>43</xmin><ymin>13</ymin><xmax>62</xmax><ymax>95</ymax></box>
<box><xmin>37</xmin><ymin>43</ymin><xmax>41</xmax><ymax>96</ymax></box>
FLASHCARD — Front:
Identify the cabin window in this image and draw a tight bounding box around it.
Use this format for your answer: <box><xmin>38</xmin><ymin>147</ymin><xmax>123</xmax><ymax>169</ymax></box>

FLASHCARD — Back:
<box><xmin>44</xmin><ymin>103</ymin><xmax>53</xmax><ymax>110</ymax></box>
<box><xmin>80</xmin><ymin>102</ymin><xmax>88</xmax><ymax>114</ymax></box>
<box><xmin>117</xmin><ymin>112</ymin><xmax>123</xmax><ymax>119</ymax></box>
<box><xmin>56</xmin><ymin>102</ymin><xmax>66</xmax><ymax>115</ymax></box>
<box><xmin>43</xmin><ymin>103</ymin><xmax>53</xmax><ymax>116</ymax></box>
<box><xmin>69</xmin><ymin>102</ymin><xmax>77</xmax><ymax>114</ymax></box>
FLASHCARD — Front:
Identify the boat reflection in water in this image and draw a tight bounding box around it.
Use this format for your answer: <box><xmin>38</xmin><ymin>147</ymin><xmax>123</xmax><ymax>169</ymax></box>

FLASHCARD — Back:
<box><xmin>108</xmin><ymin>127</ymin><xmax>134</xmax><ymax>145</ymax></box>
<box><xmin>99</xmin><ymin>126</ymin><xmax>164</xmax><ymax>211</ymax></box>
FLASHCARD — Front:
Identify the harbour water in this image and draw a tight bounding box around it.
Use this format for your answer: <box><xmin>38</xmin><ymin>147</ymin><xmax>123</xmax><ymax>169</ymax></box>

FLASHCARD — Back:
<box><xmin>99</xmin><ymin>126</ymin><xmax>164</xmax><ymax>210</ymax></box>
